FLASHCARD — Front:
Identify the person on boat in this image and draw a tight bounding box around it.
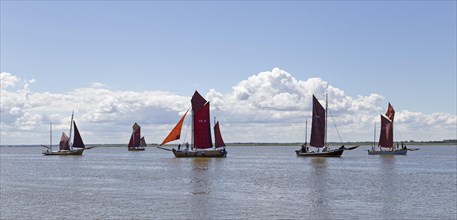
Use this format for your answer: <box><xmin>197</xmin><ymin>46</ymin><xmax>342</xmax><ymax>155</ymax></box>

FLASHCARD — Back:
<box><xmin>185</xmin><ymin>142</ymin><xmax>189</xmax><ymax>151</ymax></box>
<box><xmin>178</xmin><ymin>144</ymin><xmax>181</xmax><ymax>151</ymax></box>
<box><xmin>323</xmin><ymin>146</ymin><xmax>328</xmax><ymax>152</ymax></box>
<box><xmin>301</xmin><ymin>144</ymin><xmax>307</xmax><ymax>153</ymax></box>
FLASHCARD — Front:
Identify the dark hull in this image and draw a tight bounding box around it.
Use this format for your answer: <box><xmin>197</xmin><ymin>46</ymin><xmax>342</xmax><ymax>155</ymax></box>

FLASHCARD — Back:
<box><xmin>172</xmin><ymin>148</ymin><xmax>227</xmax><ymax>158</ymax></box>
<box><xmin>368</xmin><ymin>149</ymin><xmax>407</xmax><ymax>155</ymax></box>
<box><xmin>295</xmin><ymin>148</ymin><xmax>344</xmax><ymax>157</ymax></box>
<box><xmin>128</xmin><ymin>147</ymin><xmax>145</xmax><ymax>151</ymax></box>
<box><xmin>43</xmin><ymin>149</ymin><xmax>84</xmax><ymax>156</ymax></box>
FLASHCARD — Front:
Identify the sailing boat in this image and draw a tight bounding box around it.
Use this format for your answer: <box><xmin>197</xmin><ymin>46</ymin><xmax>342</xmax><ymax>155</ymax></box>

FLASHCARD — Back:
<box><xmin>295</xmin><ymin>94</ymin><xmax>358</xmax><ymax>157</ymax></box>
<box><xmin>127</xmin><ymin>122</ymin><xmax>146</xmax><ymax>151</ymax></box>
<box><xmin>368</xmin><ymin>103</ymin><xmax>418</xmax><ymax>155</ymax></box>
<box><xmin>42</xmin><ymin>112</ymin><xmax>89</xmax><ymax>156</ymax></box>
<box><xmin>158</xmin><ymin>90</ymin><xmax>227</xmax><ymax>158</ymax></box>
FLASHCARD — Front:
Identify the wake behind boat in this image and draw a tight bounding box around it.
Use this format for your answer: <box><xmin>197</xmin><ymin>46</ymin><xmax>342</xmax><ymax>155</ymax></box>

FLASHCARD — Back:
<box><xmin>42</xmin><ymin>112</ymin><xmax>91</xmax><ymax>156</ymax></box>
<box><xmin>295</xmin><ymin>94</ymin><xmax>358</xmax><ymax>157</ymax></box>
<box><xmin>158</xmin><ymin>90</ymin><xmax>227</xmax><ymax>158</ymax></box>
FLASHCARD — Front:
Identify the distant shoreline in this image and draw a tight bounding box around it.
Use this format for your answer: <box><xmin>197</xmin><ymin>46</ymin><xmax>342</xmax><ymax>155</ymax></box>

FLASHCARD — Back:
<box><xmin>2</xmin><ymin>141</ymin><xmax>456</xmax><ymax>147</ymax></box>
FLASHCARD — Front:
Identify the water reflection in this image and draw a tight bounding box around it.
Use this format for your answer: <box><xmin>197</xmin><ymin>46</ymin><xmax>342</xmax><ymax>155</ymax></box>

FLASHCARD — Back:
<box><xmin>377</xmin><ymin>156</ymin><xmax>403</xmax><ymax>216</ymax></box>
<box><xmin>308</xmin><ymin>158</ymin><xmax>330</xmax><ymax>219</ymax></box>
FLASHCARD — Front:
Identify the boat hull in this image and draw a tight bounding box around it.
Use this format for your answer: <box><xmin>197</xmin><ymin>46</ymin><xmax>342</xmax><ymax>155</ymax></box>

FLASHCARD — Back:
<box><xmin>368</xmin><ymin>149</ymin><xmax>407</xmax><ymax>155</ymax></box>
<box><xmin>128</xmin><ymin>147</ymin><xmax>145</xmax><ymax>151</ymax></box>
<box><xmin>295</xmin><ymin>147</ymin><xmax>344</xmax><ymax>157</ymax></box>
<box><xmin>172</xmin><ymin>148</ymin><xmax>227</xmax><ymax>158</ymax></box>
<box><xmin>43</xmin><ymin>149</ymin><xmax>84</xmax><ymax>156</ymax></box>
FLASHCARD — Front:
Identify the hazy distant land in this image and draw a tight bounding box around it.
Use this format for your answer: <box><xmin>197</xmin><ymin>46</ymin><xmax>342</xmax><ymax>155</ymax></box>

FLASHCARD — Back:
<box><xmin>1</xmin><ymin>140</ymin><xmax>456</xmax><ymax>148</ymax></box>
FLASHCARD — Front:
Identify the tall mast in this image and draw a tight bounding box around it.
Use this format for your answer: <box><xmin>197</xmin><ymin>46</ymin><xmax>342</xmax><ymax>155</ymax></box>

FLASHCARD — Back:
<box><xmin>373</xmin><ymin>124</ymin><xmax>376</xmax><ymax>150</ymax></box>
<box><xmin>324</xmin><ymin>92</ymin><xmax>328</xmax><ymax>147</ymax></box>
<box><xmin>50</xmin><ymin>122</ymin><xmax>52</xmax><ymax>149</ymax></box>
<box><xmin>304</xmin><ymin>118</ymin><xmax>308</xmax><ymax>146</ymax></box>
<box><xmin>191</xmin><ymin>108</ymin><xmax>194</xmax><ymax>150</ymax></box>
<box><xmin>69</xmin><ymin>111</ymin><xmax>74</xmax><ymax>151</ymax></box>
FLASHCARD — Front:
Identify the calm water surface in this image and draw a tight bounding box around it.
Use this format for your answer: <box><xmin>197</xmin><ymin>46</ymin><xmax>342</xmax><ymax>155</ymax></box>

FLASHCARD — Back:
<box><xmin>1</xmin><ymin>145</ymin><xmax>456</xmax><ymax>219</ymax></box>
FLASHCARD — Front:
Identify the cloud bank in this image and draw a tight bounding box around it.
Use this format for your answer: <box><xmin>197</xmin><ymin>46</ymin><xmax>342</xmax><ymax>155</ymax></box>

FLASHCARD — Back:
<box><xmin>1</xmin><ymin>68</ymin><xmax>455</xmax><ymax>145</ymax></box>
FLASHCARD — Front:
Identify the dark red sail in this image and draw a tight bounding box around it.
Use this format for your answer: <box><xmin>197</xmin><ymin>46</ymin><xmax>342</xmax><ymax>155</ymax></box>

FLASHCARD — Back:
<box><xmin>140</xmin><ymin>137</ymin><xmax>147</xmax><ymax>147</ymax></box>
<box><xmin>128</xmin><ymin>133</ymin><xmax>134</xmax><ymax>148</ymax></box>
<box><xmin>193</xmin><ymin>102</ymin><xmax>213</xmax><ymax>149</ymax></box>
<box><xmin>214</xmin><ymin>121</ymin><xmax>226</xmax><ymax>148</ymax></box>
<box><xmin>72</xmin><ymin>121</ymin><xmax>85</xmax><ymax>149</ymax></box>
<box><xmin>191</xmin><ymin>91</ymin><xmax>207</xmax><ymax>115</ymax></box>
<box><xmin>130</xmin><ymin>123</ymin><xmax>141</xmax><ymax>148</ymax></box>
<box><xmin>378</xmin><ymin>115</ymin><xmax>393</xmax><ymax>148</ymax></box>
<box><xmin>310</xmin><ymin>95</ymin><xmax>325</xmax><ymax>147</ymax></box>
<box><xmin>386</xmin><ymin>103</ymin><xmax>395</xmax><ymax>122</ymax></box>
<box><xmin>59</xmin><ymin>132</ymin><xmax>70</xmax><ymax>151</ymax></box>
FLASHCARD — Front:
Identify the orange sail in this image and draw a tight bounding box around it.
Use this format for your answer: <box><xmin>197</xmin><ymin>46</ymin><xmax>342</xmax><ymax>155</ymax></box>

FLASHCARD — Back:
<box><xmin>160</xmin><ymin>110</ymin><xmax>189</xmax><ymax>146</ymax></box>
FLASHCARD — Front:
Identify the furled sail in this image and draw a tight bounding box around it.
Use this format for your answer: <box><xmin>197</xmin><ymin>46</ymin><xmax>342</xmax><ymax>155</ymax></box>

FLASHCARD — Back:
<box><xmin>310</xmin><ymin>95</ymin><xmax>325</xmax><ymax>147</ymax></box>
<box><xmin>59</xmin><ymin>132</ymin><xmax>70</xmax><ymax>151</ymax></box>
<box><xmin>378</xmin><ymin>114</ymin><xmax>394</xmax><ymax>148</ymax></box>
<box><xmin>193</xmin><ymin>102</ymin><xmax>213</xmax><ymax>149</ymax></box>
<box><xmin>214</xmin><ymin>121</ymin><xmax>226</xmax><ymax>148</ymax></box>
<box><xmin>160</xmin><ymin>110</ymin><xmax>189</xmax><ymax>146</ymax></box>
<box><xmin>72</xmin><ymin>121</ymin><xmax>85</xmax><ymax>149</ymax></box>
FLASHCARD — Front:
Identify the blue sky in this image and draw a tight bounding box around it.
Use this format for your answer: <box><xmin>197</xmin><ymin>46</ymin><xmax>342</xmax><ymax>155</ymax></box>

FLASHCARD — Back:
<box><xmin>1</xmin><ymin>1</ymin><xmax>456</xmax><ymax>144</ymax></box>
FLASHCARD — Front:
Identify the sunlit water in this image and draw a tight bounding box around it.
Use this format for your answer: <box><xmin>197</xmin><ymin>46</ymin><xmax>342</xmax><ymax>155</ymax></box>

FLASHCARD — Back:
<box><xmin>1</xmin><ymin>145</ymin><xmax>456</xmax><ymax>219</ymax></box>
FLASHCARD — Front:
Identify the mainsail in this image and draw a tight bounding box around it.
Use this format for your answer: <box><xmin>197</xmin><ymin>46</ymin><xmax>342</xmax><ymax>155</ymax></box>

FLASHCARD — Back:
<box><xmin>128</xmin><ymin>123</ymin><xmax>141</xmax><ymax>148</ymax></box>
<box><xmin>214</xmin><ymin>121</ymin><xmax>226</xmax><ymax>148</ymax></box>
<box><xmin>378</xmin><ymin>103</ymin><xmax>395</xmax><ymax>148</ymax></box>
<box><xmin>310</xmin><ymin>95</ymin><xmax>326</xmax><ymax>147</ymax></box>
<box><xmin>193</xmin><ymin>102</ymin><xmax>213</xmax><ymax>149</ymax></box>
<box><xmin>72</xmin><ymin>121</ymin><xmax>85</xmax><ymax>149</ymax></box>
<box><xmin>160</xmin><ymin>110</ymin><xmax>189</xmax><ymax>146</ymax></box>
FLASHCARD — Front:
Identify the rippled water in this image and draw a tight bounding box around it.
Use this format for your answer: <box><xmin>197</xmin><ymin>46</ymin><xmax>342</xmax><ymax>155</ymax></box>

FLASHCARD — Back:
<box><xmin>1</xmin><ymin>145</ymin><xmax>456</xmax><ymax>219</ymax></box>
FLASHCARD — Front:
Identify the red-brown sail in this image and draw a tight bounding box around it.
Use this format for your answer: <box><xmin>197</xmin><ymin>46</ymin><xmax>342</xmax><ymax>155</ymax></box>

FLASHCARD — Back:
<box><xmin>72</xmin><ymin>121</ymin><xmax>85</xmax><ymax>149</ymax></box>
<box><xmin>214</xmin><ymin>121</ymin><xmax>226</xmax><ymax>148</ymax></box>
<box><xmin>140</xmin><ymin>137</ymin><xmax>146</xmax><ymax>147</ymax></box>
<box><xmin>160</xmin><ymin>110</ymin><xmax>189</xmax><ymax>146</ymax></box>
<box><xmin>130</xmin><ymin>123</ymin><xmax>141</xmax><ymax>148</ymax></box>
<box><xmin>386</xmin><ymin>102</ymin><xmax>395</xmax><ymax>122</ymax></box>
<box><xmin>191</xmin><ymin>91</ymin><xmax>207</xmax><ymax>115</ymax></box>
<box><xmin>128</xmin><ymin>133</ymin><xmax>134</xmax><ymax>148</ymax></box>
<box><xmin>59</xmin><ymin>132</ymin><xmax>70</xmax><ymax>151</ymax></box>
<box><xmin>378</xmin><ymin>114</ymin><xmax>393</xmax><ymax>148</ymax></box>
<box><xmin>310</xmin><ymin>95</ymin><xmax>325</xmax><ymax>147</ymax></box>
<box><xmin>194</xmin><ymin>102</ymin><xmax>213</xmax><ymax>149</ymax></box>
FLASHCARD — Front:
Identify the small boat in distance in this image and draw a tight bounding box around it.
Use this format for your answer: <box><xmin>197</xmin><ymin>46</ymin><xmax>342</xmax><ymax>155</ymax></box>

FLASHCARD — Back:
<box><xmin>158</xmin><ymin>90</ymin><xmax>227</xmax><ymax>158</ymax></box>
<box><xmin>295</xmin><ymin>94</ymin><xmax>358</xmax><ymax>157</ymax></box>
<box><xmin>127</xmin><ymin>122</ymin><xmax>146</xmax><ymax>151</ymax></box>
<box><xmin>42</xmin><ymin>112</ymin><xmax>91</xmax><ymax>156</ymax></box>
<box><xmin>368</xmin><ymin>103</ymin><xmax>419</xmax><ymax>155</ymax></box>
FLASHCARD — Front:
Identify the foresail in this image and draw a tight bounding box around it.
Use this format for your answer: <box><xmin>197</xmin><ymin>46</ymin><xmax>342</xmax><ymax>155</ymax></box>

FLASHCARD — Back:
<box><xmin>160</xmin><ymin>110</ymin><xmax>189</xmax><ymax>146</ymax></box>
<box><xmin>128</xmin><ymin>133</ymin><xmax>134</xmax><ymax>148</ymax></box>
<box><xmin>310</xmin><ymin>95</ymin><xmax>325</xmax><ymax>147</ymax></box>
<box><xmin>214</xmin><ymin>121</ymin><xmax>226</xmax><ymax>148</ymax></box>
<box><xmin>72</xmin><ymin>121</ymin><xmax>85</xmax><ymax>149</ymax></box>
<box><xmin>378</xmin><ymin>114</ymin><xmax>393</xmax><ymax>148</ymax></box>
<box><xmin>140</xmin><ymin>137</ymin><xmax>147</xmax><ymax>147</ymax></box>
<box><xmin>59</xmin><ymin>132</ymin><xmax>70</xmax><ymax>151</ymax></box>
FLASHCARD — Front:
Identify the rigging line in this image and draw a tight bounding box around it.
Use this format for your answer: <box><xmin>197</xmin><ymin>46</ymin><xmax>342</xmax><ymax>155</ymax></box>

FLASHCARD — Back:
<box><xmin>183</xmin><ymin>111</ymin><xmax>191</xmax><ymax>144</ymax></box>
<box><xmin>328</xmin><ymin>109</ymin><xmax>343</xmax><ymax>143</ymax></box>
